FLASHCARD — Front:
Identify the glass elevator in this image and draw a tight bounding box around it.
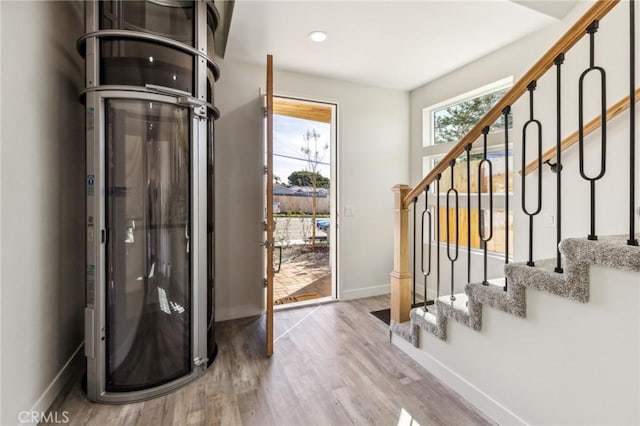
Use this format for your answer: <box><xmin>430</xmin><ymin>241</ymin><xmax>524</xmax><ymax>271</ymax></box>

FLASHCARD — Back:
<box><xmin>78</xmin><ymin>0</ymin><xmax>219</xmax><ymax>403</ymax></box>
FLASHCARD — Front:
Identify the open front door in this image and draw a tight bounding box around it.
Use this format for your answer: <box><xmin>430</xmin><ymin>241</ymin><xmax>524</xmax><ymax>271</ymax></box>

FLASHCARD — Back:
<box><xmin>265</xmin><ymin>55</ymin><xmax>274</xmax><ymax>356</ymax></box>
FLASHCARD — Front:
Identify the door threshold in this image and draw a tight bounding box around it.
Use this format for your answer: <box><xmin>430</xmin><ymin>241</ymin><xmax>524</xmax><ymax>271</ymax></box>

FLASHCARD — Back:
<box><xmin>273</xmin><ymin>296</ymin><xmax>337</xmax><ymax>312</ymax></box>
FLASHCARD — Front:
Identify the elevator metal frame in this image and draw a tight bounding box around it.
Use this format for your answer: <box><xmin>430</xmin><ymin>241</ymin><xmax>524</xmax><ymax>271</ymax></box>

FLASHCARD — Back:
<box><xmin>79</xmin><ymin>0</ymin><xmax>220</xmax><ymax>403</ymax></box>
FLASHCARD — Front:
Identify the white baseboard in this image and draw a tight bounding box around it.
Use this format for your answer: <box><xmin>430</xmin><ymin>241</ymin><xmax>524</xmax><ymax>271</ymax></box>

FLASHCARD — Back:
<box><xmin>22</xmin><ymin>342</ymin><xmax>84</xmax><ymax>426</ymax></box>
<box><xmin>216</xmin><ymin>304</ymin><xmax>263</xmax><ymax>321</ymax></box>
<box><xmin>339</xmin><ymin>283</ymin><xmax>390</xmax><ymax>301</ymax></box>
<box><xmin>391</xmin><ymin>334</ymin><xmax>527</xmax><ymax>426</ymax></box>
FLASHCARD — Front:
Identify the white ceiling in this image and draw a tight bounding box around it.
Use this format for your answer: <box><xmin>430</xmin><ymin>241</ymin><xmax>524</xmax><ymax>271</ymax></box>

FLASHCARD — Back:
<box><xmin>226</xmin><ymin>1</ymin><xmax>577</xmax><ymax>91</ymax></box>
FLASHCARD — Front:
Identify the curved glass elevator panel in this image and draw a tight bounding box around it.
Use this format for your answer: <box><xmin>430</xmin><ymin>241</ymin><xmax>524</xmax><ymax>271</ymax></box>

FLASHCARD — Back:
<box><xmin>80</xmin><ymin>0</ymin><xmax>220</xmax><ymax>403</ymax></box>
<box><xmin>101</xmin><ymin>40</ymin><xmax>195</xmax><ymax>93</ymax></box>
<box><xmin>105</xmin><ymin>99</ymin><xmax>192</xmax><ymax>392</ymax></box>
<box><xmin>100</xmin><ymin>0</ymin><xmax>195</xmax><ymax>45</ymax></box>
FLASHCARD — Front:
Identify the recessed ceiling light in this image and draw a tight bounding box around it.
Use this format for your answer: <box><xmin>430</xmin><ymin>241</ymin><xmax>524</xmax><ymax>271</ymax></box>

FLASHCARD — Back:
<box><xmin>308</xmin><ymin>31</ymin><xmax>328</xmax><ymax>43</ymax></box>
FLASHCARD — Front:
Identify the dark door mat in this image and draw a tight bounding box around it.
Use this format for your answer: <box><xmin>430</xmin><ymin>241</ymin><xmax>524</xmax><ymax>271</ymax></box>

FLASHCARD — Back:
<box><xmin>370</xmin><ymin>308</ymin><xmax>391</xmax><ymax>325</ymax></box>
<box><xmin>370</xmin><ymin>302</ymin><xmax>433</xmax><ymax>325</ymax></box>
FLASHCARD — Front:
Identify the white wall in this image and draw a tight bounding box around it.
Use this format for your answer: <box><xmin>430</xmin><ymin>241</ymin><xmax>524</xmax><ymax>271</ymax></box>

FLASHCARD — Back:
<box><xmin>1</xmin><ymin>2</ymin><xmax>85</xmax><ymax>424</ymax></box>
<box><xmin>214</xmin><ymin>58</ymin><xmax>409</xmax><ymax>320</ymax></box>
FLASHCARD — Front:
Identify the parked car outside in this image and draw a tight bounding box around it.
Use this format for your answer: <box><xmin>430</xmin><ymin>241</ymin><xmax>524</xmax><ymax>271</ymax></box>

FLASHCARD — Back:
<box><xmin>316</xmin><ymin>218</ymin><xmax>330</xmax><ymax>232</ymax></box>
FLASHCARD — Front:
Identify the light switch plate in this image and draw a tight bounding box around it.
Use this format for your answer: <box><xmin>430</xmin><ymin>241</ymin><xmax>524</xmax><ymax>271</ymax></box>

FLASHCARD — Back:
<box><xmin>344</xmin><ymin>205</ymin><xmax>355</xmax><ymax>217</ymax></box>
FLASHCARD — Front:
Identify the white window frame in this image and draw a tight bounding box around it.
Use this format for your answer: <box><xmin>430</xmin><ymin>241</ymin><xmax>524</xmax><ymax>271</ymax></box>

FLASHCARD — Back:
<box><xmin>422</xmin><ymin>76</ymin><xmax>513</xmax><ymax>149</ymax></box>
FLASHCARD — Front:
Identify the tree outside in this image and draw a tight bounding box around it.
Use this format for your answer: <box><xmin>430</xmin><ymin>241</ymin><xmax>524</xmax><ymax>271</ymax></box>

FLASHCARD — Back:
<box><xmin>287</xmin><ymin>171</ymin><xmax>330</xmax><ymax>188</ymax></box>
<box><xmin>433</xmin><ymin>88</ymin><xmax>510</xmax><ymax>145</ymax></box>
<box><xmin>300</xmin><ymin>128</ymin><xmax>329</xmax><ymax>250</ymax></box>
<box><xmin>429</xmin><ymin>87</ymin><xmax>514</xmax><ymax>257</ymax></box>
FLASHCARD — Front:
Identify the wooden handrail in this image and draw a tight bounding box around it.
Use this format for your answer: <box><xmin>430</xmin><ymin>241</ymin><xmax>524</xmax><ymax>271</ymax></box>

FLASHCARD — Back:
<box><xmin>521</xmin><ymin>88</ymin><xmax>640</xmax><ymax>176</ymax></box>
<box><xmin>403</xmin><ymin>0</ymin><xmax>619</xmax><ymax>207</ymax></box>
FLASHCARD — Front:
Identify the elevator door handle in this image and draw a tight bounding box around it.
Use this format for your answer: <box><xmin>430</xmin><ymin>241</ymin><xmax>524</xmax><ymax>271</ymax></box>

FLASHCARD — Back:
<box><xmin>185</xmin><ymin>224</ymin><xmax>190</xmax><ymax>253</ymax></box>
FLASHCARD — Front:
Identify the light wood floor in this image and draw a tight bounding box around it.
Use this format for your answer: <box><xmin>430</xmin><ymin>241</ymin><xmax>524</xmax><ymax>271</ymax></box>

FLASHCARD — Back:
<box><xmin>47</xmin><ymin>296</ymin><xmax>492</xmax><ymax>426</ymax></box>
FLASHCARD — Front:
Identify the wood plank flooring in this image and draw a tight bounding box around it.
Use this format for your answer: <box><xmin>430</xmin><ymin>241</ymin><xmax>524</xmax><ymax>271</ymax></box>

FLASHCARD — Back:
<box><xmin>46</xmin><ymin>296</ymin><xmax>492</xmax><ymax>426</ymax></box>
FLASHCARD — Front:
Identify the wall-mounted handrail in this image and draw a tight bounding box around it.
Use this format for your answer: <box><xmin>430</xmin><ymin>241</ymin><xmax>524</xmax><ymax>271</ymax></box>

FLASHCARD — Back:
<box><xmin>403</xmin><ymin>0</ymin><xmax>619</xmax><ymax>208</ymax></box>
<box><xmin>521</xmin><ymin>87</ymin><xmax>640</xmax><ymax>176</ymax></box>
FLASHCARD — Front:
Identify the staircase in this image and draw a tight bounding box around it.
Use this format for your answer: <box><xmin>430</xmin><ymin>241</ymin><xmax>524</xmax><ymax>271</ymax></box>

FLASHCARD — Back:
<box><xmin>388</xmin><ymin>0</ymin><xmax>640</xmax><ymax>423</ymax></box>
<box><xmin>392</xmin><ymin>235</ymin><xmax>640</xmax><ymax>345</ymax></box>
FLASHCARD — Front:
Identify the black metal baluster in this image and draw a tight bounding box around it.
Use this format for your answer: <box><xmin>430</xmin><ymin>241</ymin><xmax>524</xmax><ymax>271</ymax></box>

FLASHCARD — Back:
<box><xmin>629</xmin><ymin>1</ymin><xmax>639</xmax><ymax>246</ymax></box>
<box><xmin>412</xmin><ymin>197</ymin><xmax>418</xmax><ymax>306</ymax></box>
<box><xmin>578</xmin><ymin>20</ymin><xmax>606</xmax><ymax>241</ymax></box>
<box><xmin>502</xmin><ymin>106</ymin><xmax>511</xmax><ymax>291</ymax></box>
<box><xmin>522</xmin><ymin>81</ymin><xmax>543</xmax><ymax>266</ymax></box>
<box><xmin>436</xmin><ymin>174</ymin><xmax>441</xmax><ymax>298</ymax></box>
<box><xmin>421</xmin><ymin>186</ymin><xmax>432</xmax><ymax>311</ymax></box>
<box><xmin>555</xmin><ymin>54</ymin><xmax>565</xmax><ymax>273</ymax></box>
<box><xmin>465</xmin><ymin>144</ymin><xmax>472</xmax><ymax>285</ymax></box>
<box><xmin>446</xmin><ymin>161</ymin><xmax>459</xmax><ymax>301</ymax></box>
<box><xmin>478</xmin><ymin>127</ymin><xmax>493</xmax><ymax>284</ymax></box>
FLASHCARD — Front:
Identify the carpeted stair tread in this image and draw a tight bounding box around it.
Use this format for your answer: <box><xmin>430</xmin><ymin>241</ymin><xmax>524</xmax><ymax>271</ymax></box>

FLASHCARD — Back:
<box><xmin>506</xmin><ymin>259</ymin><xmax>575</xmax><ymax>302</ymax></box>
<box><xmin>466</xmin><ymin>274</ymin><xmax>526</xmax><ymax>318</ymax></box>
<box><xmin>436</xmin><ymin>293</ymin><xmax>481</xmax><ymax>331</ymax></box>
<box><xmin>412</xmin><ymin>306</ymin><xmax>438</xmax><ymax>324</ymax></box>
<box><xmin>561</xmin><ymin>235</ymin><xmax>640</xmax><ymax>271</ymax></box>
<box><xmin>436</xmin><ymin>293</ymin><xmax>470</xmax><ymax>319</ymax></box>
<box><xmin>436</xmin><ymin>293</ymin><xmax>469</xmax><ymax>309</ymax></box>
<box><xmin>389</xmin><ymin>320</ymin><xmax>419</xmax><ymax>346</ymax></box>
<box><xmin>486</xmin><ymin>277</ymin><xmax>506</xmax><ymax>288</ymax></box>
<box><xmin>411</xmin><ymin>306</ymin><xmax>446</xmax><ymax>340</ymax></box>
<box><xmin>391</xmin><ymin>235</ymin><xmax>640</xmax><ymax>347</ymax></box>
